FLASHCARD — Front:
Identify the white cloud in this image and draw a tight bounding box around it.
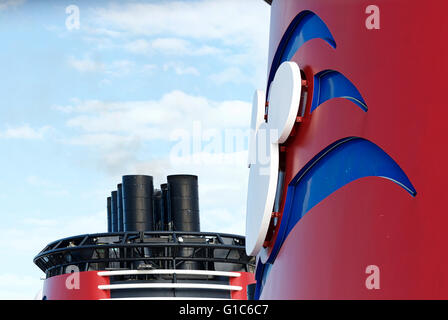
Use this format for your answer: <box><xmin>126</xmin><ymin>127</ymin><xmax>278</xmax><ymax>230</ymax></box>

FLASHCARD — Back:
<box><xmin>0</xmin><ymin>273</ymin><xmax>39</xmax><ymax>288</ymax></box>
<box><xmin>151</xmin><ymin>38</ymin><xmax>221</xmax><ymax>56</ymax></box>
<box><xmin>141</xmin><ymin>64</ymin><xmax>157</xmax><ymax>73</ymax></box>
<box><xmin>91</xmin><ymin>0</ymin><xmax>268</xmax><ymax>45</ymax></box>
<box><xmin>0</xmin><ymin>273</ymin><xmax>42</xmax><ymax>300</ymax></box>
<box><xmin>0</xmin><ymin>211</ymin><xmax>107</xmax><ymax>256</ymax></box>
<box><xmin>123</xmin><ymin>37</ymin><xmax>221</xmax><ymax>56</ymax></box>
<box><xmin>209</xmin><ymin>66</ymin><xmax>252</xmax><ymax>85</ymax></box>
<box><xmin>41</xmin><ymin>0</ymin><xmax>271</xmax><ymax>89</ymax></box>
<box><xmin>163</xmin><ymin>62</ymin><xmax>199</xmax><ymax>76</ymax></box>
<box><xmin>22</xmin><ymin>217</ymin><xmax>58</xmax><ymax>228</ymax></box>
<box><xmin>124</xmin><ymin>39</ymin><xmax>151</xmax><ymax>54</ymax></box>
<box><xmin>68</xmin><ymin>56</ymin><xmax>135</xmax><ymax>77</ymax></box>
<box><xmin>68</xmin><ymin>56</ymin><xmax>105</xmax><ymax>73</ymax></box>
<box><xmin>55</xmin><ymin>91</ymin><xmax>250</xmax><ymax>175</ymax></box>
<box><xmin>0</xmin><ymin>0</ymin><xmax>25</xmax><ymax>11</ymax></box>
<box><xmin>27</xmin><ymin>175</ymin><xmax>54</xmax><ymax>188</ymax></box>
<box><xmin>87</xmin><ymin>0</ymin><xmax>270</xmax><ymax>88</ymax></box>
<box><xmin>99</xmin><ymin>78</ymin><xmax>112</xmax><ymax>87</ymax></box>
<box><xmin>83</xmin><ymin>26</ymin><xmax>123</xmax><ymax>38</ymax></box>
<box><xmin>0</xmin><ymin>210</ymin><xmax>107</xmax><ymax>299</ymax></box>
<box><xmin>105</xmin><ymin>59</ymin><xmax>135</xmax><ymax>76</ymax></box>
<box><xmin>59</xmin><ymin>90</ymin><xmax>250</xmax><ymax>138</ymax></box>
<box><xmin>151</xmin><ymin>37</ymin><xmax>190</xmax><ymax>53</ymax></box>
<box><xmin>0</xmin><ymin>124</ymin><xmax>51</xmax><ymax>140</ymax></box>
<box><xmin>26</xmin><ymin>175</ymin><xmax>69</xmax><ymax>197</ymax></box>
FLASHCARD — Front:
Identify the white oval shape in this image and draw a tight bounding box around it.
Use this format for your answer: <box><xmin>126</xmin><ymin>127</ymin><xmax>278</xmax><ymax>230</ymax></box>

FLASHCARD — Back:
<box><xmin>245</xmin><ymin>122</ymin><xmax>279</xmax><ymax>256</ymax></box>
<box><xmin>267</xmin><ymin>61</ymin><xmax>302</xmax><ymax>144</ymax></box>
<box><xmin>248</xmin><ymin>90</ymin><xmax>266</xmax><ymax>168</ymax></box>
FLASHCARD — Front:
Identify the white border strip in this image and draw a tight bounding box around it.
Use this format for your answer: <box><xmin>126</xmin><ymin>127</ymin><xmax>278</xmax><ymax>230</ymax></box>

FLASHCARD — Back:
<box><xmin>100</xmin><ymin>297</ymin><xmax>231</xmax><ymax>301</ymax></box>
<box><xmin>98</xmin><ymin>283</ymin><xmax>242</xmax><ymax>291</ymax></box>
<box><xmin>97</xmin><ymin>269</ymin><xmax>241</xmax><ymax>278</ymax></box>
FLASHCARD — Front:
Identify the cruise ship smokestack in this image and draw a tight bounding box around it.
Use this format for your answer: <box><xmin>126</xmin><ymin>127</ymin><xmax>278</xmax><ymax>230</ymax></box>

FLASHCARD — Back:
<box><xmin>111</xmin><ymin>190</ymin><xmax>118</xmax><ymax>232</ymax></box>
<box><xmin>167</xmin><ymin>175</ymin><xmax>200</xmax><ymax>232</ymax></box>
<box><xmin>117</xmin><ymin>183</ymin><xmax>124</xmax><ymax>232</ymax></box>
<box><xmin>122</xmin><ymin>175</ymin><xmax>154</xmax><ymax>232</ymax></box>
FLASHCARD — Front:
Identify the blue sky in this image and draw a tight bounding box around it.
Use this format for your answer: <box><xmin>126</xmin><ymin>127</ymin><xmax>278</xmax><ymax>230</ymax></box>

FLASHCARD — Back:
<box><xmin>0</xmin><ymin>0</ymin><xmax>270</xmax><ymax>299</ymax></box>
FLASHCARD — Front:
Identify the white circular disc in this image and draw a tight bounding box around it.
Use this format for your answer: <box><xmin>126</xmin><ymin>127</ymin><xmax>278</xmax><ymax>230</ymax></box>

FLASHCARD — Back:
<box><xmin>245</xmin><ymin>122</ymin><xmax>279</xmax><ymax>256</ymax></box>
<box><xmin>267</xmin><ymin>61</ymin><xmax>302</xmax><ymax>144</ymax></box>
<box><xmin>248</xmin><ymin>90</ymin><xmax>266</xmax><ymax>168</ymax></box>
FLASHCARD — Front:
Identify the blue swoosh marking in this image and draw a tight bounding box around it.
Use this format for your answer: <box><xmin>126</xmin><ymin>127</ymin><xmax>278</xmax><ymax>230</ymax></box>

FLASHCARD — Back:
<box><xmin>311</xmin><ymin>70</ymin><xmax>368</xmax><ymax>112</ymax></box>
<box><xmin>267</xmin><ymin>10</ymin><xmax>336</xmax><ymax>98</ymax></box>
<box><xmin>254</xmin><ymin>137</ymin><xmax>417</xmax><ymax>298</ymax></box>
<box><xmin>265</xmin><ymin>137</ymin><xmax>416</xmax><ymax>264</ymax></box>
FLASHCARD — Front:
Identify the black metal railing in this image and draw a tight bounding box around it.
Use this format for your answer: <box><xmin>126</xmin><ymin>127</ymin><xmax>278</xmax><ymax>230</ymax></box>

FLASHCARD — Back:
<box><xmin>34</xmin><ymin>231</ymin><xmax>255</xmax><ymax>279</ymax></box>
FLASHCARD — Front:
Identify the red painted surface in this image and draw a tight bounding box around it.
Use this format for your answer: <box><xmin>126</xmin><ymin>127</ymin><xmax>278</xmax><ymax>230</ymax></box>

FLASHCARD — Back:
<box><xmin>42</xmin><ymin>271</ymin><xmax>253</xmax><ymax>300</ymax></box>
<box><xmin>260</xmin><ymin>0</ymin><xmax>448</xmax><ymax>299</ymax></box>
<box><xmin>230</xmin><ymin>272</ymin><xmax>256</xmax><ymax>300</ymax></box>
<box><xmin>42</xmin><ymin>271</ymin><xmax>110</xmax><ymax>300</ymax></box>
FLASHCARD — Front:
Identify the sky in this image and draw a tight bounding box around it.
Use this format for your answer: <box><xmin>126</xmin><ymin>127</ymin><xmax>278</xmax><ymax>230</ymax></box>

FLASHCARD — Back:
<box><xmin>0</xmin><ymin>0</ymin><xmax>270</xmax><ymax>299</ymax></box>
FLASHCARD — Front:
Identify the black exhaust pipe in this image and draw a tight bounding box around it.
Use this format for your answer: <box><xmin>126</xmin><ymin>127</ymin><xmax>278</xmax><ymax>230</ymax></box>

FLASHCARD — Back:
<box><xmin>111</xmin><ymin>190</ymin><xmax>118</xmax><ymax>232</ymax></box>
<box><xmin>167</xmin><ymin>174</ymin><xmax>200</xmax><ymax>232</ymax></box>
<box><xmin>107</xmin><ymin>196</ymin><xmax>112</xmax><ymax>232</ymax></box>
<box><xmin>117</xmin><ymin>183</ymin><xmax>124</xmax><ymax>232</ymax></box>
<box><xmin>153</xmin><ymin>189</ymin><xmax>163</xmax><ymax>231</ymax></box>
<box><xmin>167</xmin><ymin>175</ymin><xmax>202</xmax><ymax>270</ymax></box>
<box><xmin>122</xmin><ymin>175</ymin><xmax>154</xmax><ymax>232</ymax></box>
<box><xmin>161</xmin><ymin>183</ymin><xmax>171</xmax><ymax>231</ymax></box>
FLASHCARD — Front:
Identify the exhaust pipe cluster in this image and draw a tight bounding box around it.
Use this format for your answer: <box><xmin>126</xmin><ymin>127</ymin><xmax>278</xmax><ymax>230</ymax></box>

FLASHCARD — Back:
<box><xmin>107</xmin><ymin>174</ymin><xmax>200</xmax><ymax>233</ymax></box>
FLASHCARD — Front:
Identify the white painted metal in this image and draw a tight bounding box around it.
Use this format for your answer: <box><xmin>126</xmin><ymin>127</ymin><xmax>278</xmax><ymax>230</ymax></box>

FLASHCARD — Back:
<box><xmin>100</xmin><ymin>297</ymin><xmax>231</xmax><ymax>301</ymax></box>
<box><xmin>98</xmin><ymin>283</ymin><xmax>242</xmax><ymax>291</ymax></box>
<box><xmin>266</xmin><ymin>61</ymin><xmax>302</xmax><ymax>144</ymax></box>
<box><xmin>97</xmin><ymin>269</ymin><xmax>241</xmax><ymax>278</ymax></box>
<box><xmin>245</xmin><ymin>61</ymin><xmax>302</xmax><ymax>257</ymax></box>
<box><xmin>248</xmin><ymin>89</ymin><xmax>266</xmax><ymax>168</ymax></box>
<box><xmin>245</xmin><ymin>122</ymin><xmax>279</xmax><ymax>256</ymax></box>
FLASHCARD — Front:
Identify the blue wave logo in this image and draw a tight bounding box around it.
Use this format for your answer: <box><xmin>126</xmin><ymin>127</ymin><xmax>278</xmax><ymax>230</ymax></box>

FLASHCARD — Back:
<box><xmin>254</xmin><ymin>10</ymin><xmax>417</xmax><ymax>299</ymax></box>
<box><xmin>268</xmin><ymin>137</ymin><xmax>416</xmax><ymax>264</ymax></box>
<box><xmin>312</xmin><ymin>70</ymin><xmax>368</xmax><ymax>112</ymax></box>
<box><xmin>266</xmin><ymin>10</ymin><xmax>336</xmax><ymax>98</ymax></box>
